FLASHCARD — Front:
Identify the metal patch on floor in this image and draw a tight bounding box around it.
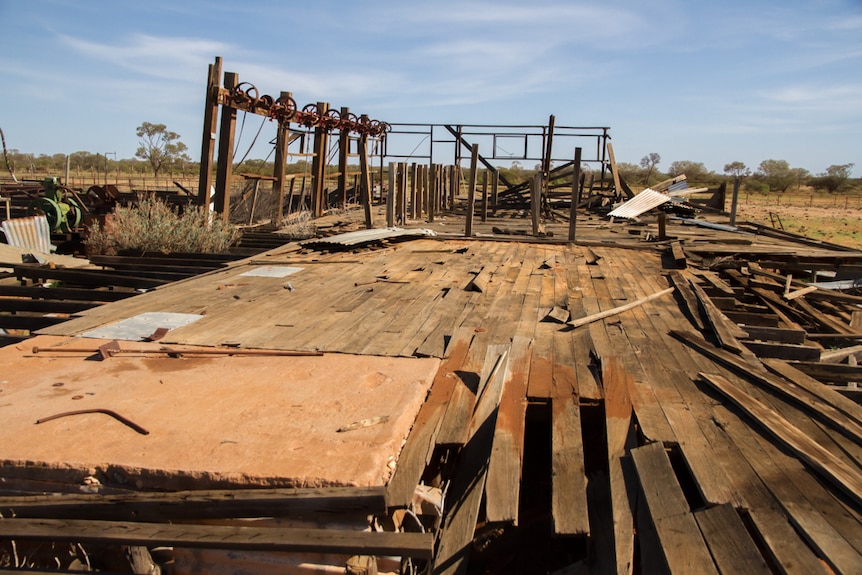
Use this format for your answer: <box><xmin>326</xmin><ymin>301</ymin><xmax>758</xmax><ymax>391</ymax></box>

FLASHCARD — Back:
<box><xmin>80</xmin><ymin>312</ymin><xmax>204</xmax><ymax>341</ymax></box>
<box><xmin>239</xmin><ymin>266</ymin><xmax>303</xmax><ymax>278</ymax></box>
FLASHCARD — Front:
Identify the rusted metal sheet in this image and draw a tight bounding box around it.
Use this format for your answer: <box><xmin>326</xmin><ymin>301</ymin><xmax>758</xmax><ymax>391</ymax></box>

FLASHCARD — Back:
<box><xmin>607</xmin><ymin>189</ymin><xmax>671</xmax><ymax>219</ymax></box>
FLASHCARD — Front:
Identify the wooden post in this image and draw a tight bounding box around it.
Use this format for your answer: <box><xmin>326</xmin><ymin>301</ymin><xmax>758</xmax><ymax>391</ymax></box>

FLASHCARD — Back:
<box><xmin>198</xmin><ymin>57</ymin><xmax>221</xmax><ymax>207</ymax></box>
<box><xmin>531</xmin><ymin>172</ymin><xmax>542</xmax><ymax>236</ymax></box>
<box><xmin>607</xmin><ymin>142</ymin><xmax>627</xmax><ymax>200</ymax></box>
<box><xmin>730</xmin><ymin>176</ymin><xmax>741</xmax><ymax>226</ymax></box>
<box><xmin>568</xmin><ymin>147</ymin><xmax>581</xmax><ymax>242</ymax></box>
<box><xmin>443</xmin><ymin>165</ymin><xmax>450</xmax><ymax>211</ymax></box>
<box><xmin>429</xmin><ymin>164</ymin><xmax>437</xmax><ymax>223</ymax></box>
<box><xmin>657</xmin><ymin>212</ymin><xmax>667</xmax><ymax>241</ymax></box>
<box><xmin>398</xmin><ymin>162</ymin><xmax>408</xmax><ymax>224</ymax></box>
<box><xmin>358</xmin><ymin>128</ymin><xmax>374</xmax><ymax>229</ymax></box>
<box><xmin>410</xmin><ymin>162</ymin><xmax>422</xmax><ymax>220</ymax></box>
<box><xmin>387</xmin><ymin>162</ymin><xmax>396</xmax><ymax>227</ymax></box>
<box><xmin>310</xmin><ymin>101</ymin><xmax>330</xmax><ymax>218</ymax></box>
<box><xmin>491</xmin><ymin>170</ymin><xmax>499</xmax><ymax>215</ymax></box>
<box><xmin>272</xmin><ymin>92</ymin><xmax>291</xmax><ymax>225</ymax></box>
<box><xmin>337</xmin><ymin>107</ymin><xmax>350</xmax><ymax>208</ymax></box>
<box><xmin>480</xmin><ymin>170</ymin><xmax>488</xmax><ymax>222</ymax></box>
<box><xmin>248</xmin><ymin>178</ymin><xmax>260</xmax><ymax>225</ymax></box>
<box><xmin>450</xmin><ymin>164</ymin><xmax>458</xmax><ymax>211</ymax></box>
<box><xmin>213</xmin><ymin>71</ymin><xmax>238</xmax><ymax>221</ymax></box>
<box><xmin>542</xmin><ymin>114</ymin><xmax>555</xmax><ymax>178</ymax></box>
<box><xmin>465</xmin><ymin>144</ymin><xmax>479</xmax><ymax>237</ymax></box>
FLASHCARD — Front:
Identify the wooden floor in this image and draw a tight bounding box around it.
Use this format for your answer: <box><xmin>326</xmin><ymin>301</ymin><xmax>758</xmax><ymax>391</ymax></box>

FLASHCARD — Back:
<box><xmin>15</xmin><ymin>212</ymin><xmax>862</xmax><ymax>574</ymax></box>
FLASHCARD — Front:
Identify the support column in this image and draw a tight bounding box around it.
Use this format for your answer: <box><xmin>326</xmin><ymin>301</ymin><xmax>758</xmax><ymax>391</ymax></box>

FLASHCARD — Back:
<box><xmin>531</xmin><ymin>172</ymin><xmax>542</xmax><ymax>236</ymax></box>
<box><xmin>310</xmin><ymin>101</ymin><xmax>330</xmax><ymax>218</ymax></box>
<box><xmin>568</xmin><ymin>147</ymin><xmax>582</xmax><ymax>242</ymax></box>
<box><xmin>387</xmin><ymin>162</ymin><xmax>396</xmax><ymax>227</ymax></box>
<box><xmin>272</xmin><ymin>91</ymin><xmax>291</xmax><ymax>224</ymax></box>
<box><xmin>197</xmin><ymin>57</ymin><xmax>222</xmax><ymax>207</ymax></box>
<box><xmin>730</xmin><ymin>176</ymin><xmax>741</xmax><ymax>226</ymax></box>
<box><xmin>337</xmin><ymin>106</ymin><xmax>350</xmax><ymax>208</ymax></box>
<box><xmin>480</xmin><ymin>170</ymin><xmax>488</xmax><ymax>222</ymax></box>
<box><xmin>465</xmin><ymin>144</ymin><xmax>478</xmax><ymax>237</ymax></box>
<box><xmin>358</xmin><ymin>128</ymin><xmax>374</xmax><ymax>229</ymax></box>
<box><xmin>428</xmin><ymin>164</ymin><xmax>437</xmax><ymax>223</ymax></box>
<box><xmin>213</xmin><ymin>71</ymin><xmax>238</xmax><ymax>221</ymax></box>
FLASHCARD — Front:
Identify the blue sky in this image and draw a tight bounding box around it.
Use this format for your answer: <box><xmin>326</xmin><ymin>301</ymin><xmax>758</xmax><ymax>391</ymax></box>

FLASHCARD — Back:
<box><xmin>1</xmin><ymin>0</ymin><xmax>860</xmax><ymax>176</ymax></box>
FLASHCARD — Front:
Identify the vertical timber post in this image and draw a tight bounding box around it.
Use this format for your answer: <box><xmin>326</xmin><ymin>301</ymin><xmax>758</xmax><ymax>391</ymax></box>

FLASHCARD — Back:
<box><xmin>213</xmin><ymin>71</ymin><xmax>238</xmax><ymax>221</ymax></box>
<box><xmin>272</xmin><ymin>91</ymin><xmax>291</xmax><ymax>225</ymax></box>
<box><xmin>730</xmin><ymin>176</ymin><xmax>741</xmax><ymax>226</ymax></box>
<box><xmin>568</xmin><ymin>147</ymin><xmax>582</xmax><ymax>242</ymax></box>
<box><xmin>198</xmin><ymin>57</ymin><xmax>222</xmax><ymax>207</ymax></box>
<box><xmin>491</xmin><ymin>170</ymin><xmax>499</xmax><ymax>215</ymax></box>
<box><xmin>337</xmin><ymin>107</ymin><xmax>350</xmax><ymax>208</ymax></box>
<box><xmin>387</xmin><ymin>162</ymin><xmax>396</xmax><ymax>227</ymax></box>
<box><xmin>449</xmin><ymin>165</ymin><xmax>457</xmax><ymax>213</ymax></box>
<box><xmin>358</xmin><ymin>125</ymin><xmax>374</xmax><ymax>229</ymax></box>
<box><xmin>399</xmin><ymin>162</ymin><xmax>408</xmax><ymax>224</ymax></box>
<box><xmin>310</xmin><ymin>101</ymin><xmax>330</xmax><ymax>218</ymax></box>
<box><xmin>428</xmin><ymin>164</ymin><xmax>437</xmax><ymax>223</ymax></box>
<box><xmin>410</xmin><ymin>162</ymin><xmax>422</xmax><ymax>220</ymax></box>
<box><xmin>465</xmin><ymin>143</ymin><xmax>479</xmax><ymax>237</ymax></box>
<box><xmin>531</xmin><ymin>172</ymin><xmax>542</xmax><ymax>236</ymax></box>
<box><xmin>480</xmin><ymin>170</ymin><xmax>488</xmax><ymax>222</ymax></box>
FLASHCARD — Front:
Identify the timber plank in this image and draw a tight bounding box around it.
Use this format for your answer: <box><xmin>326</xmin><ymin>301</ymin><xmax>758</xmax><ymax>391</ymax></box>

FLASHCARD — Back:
<box><xmin>432</xmin><ymin>345</ymin><xmax>511</xmax><ymax>575</ymax></box>
<box><xmin>631</xmin><ymin>442</ymin><xmax>718</xmax><ymax>575</ymax></box>
<box><xmin>386</xmin><ymin>327</ymin><xmax>475</xmax><ymax>508</ymax></box>
<box><xmin>699</xmin><ymin>372</ymin><xmax>862</xmax><ymax>508</ymax></box>
<box><xmin>0</xmin><ymin>486</ymin><xmax>385</xmax><ymax>521</ymax></box>
<box><xmin>485</xmin><ymin>336</ymin><xmax>532</xmax><ymax>524</ymax></box>
<box><xmin>694</xmin><ymin>504</ymin><xmax>771</xmax><ymax>575</ymax></box>
<box><xmin>724</xmin><ymin>404</ymin><xmax>862</xmax><ymax>573</ymax></box>
<box><xmin>673</xmin><ymin>330</ymin><xmax>862</xmax><ymax>445</ymax></box>
<box><xmin>0</xmin><ymin>517</ymin><xmax>433</xmax><ymax>559</ymax></box>
<box><xmin>602</xmin><ymin>357</ymin><xmax>637</xmax><ymax>575</ymax></box>
<box><xmin>550</xmin><ymin>348</ymin><xmax>589</xmax><ymax>535</ymax></box>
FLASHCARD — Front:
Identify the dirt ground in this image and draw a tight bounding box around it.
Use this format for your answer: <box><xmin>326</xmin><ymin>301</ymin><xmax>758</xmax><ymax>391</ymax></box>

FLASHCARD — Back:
<box><xmin>734</xmin><ymin>199</ymin><xmax>861</xmax><ymax>250</ymax></box>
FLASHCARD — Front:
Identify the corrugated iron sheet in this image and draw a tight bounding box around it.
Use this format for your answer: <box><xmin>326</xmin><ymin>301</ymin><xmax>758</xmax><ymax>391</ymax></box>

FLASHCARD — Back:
<box><xmin>607</xmin><ymin>189</ymin><xmax>671</xmax><ymax>219</ymax></box>
<box><xmin>301</xmin><ymin>227</ymin><xmax>436</xmax><ymax>247</ymax></box>
<box><xmin>1</xmin><ymin>215</ymin><xmax>55</xmax><ymax>253</ymax></box>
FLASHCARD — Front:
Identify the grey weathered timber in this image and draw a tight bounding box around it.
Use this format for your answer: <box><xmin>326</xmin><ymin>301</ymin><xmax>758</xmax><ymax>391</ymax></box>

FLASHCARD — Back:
<box><xmin>0</xmin><ymin>518</ymin><xmax>433</xmax><ymax>559</ymax></box>
<box><xmin>631</xmin><ymin>442</ymin><xmax>718</xmax><ymax>575</ymax></box>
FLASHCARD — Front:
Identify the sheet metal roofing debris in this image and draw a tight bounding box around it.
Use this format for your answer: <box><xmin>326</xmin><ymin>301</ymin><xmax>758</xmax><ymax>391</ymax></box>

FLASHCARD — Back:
<box><xmin>300</xmin><ymin>227</ymin><xmax>436</xmax><ymax>247</ymax></box>
<box><xmin>607</xmin><ymin>188</ymin><xmax>672</xmax><ymax>219</ymax></box>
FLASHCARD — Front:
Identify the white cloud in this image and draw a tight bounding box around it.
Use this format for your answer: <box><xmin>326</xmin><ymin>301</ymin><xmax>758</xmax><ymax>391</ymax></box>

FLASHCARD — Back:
<box><xmin>59</xmin><ymin>33</ymin><xmax>232</xmax><ymax>82</ymax></box>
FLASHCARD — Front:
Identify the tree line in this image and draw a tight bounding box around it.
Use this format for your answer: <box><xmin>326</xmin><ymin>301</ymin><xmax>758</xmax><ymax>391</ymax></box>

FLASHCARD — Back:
<box><xmin>615</xmin><ymin>155</ymin><xmax>857</xmax><ymax>194</ymax></box>
<box><xmin>2</xmin><ymin>123</ymin><xmax>857</xmax><ymax>194</ymax></box>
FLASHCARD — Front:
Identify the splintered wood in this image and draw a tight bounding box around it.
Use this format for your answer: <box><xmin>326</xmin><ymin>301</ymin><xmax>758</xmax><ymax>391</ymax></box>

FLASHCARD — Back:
<box><xmin>12</xmin><ymin>221</ymin><xmax>862</xmax><ymax>574</ymax></box>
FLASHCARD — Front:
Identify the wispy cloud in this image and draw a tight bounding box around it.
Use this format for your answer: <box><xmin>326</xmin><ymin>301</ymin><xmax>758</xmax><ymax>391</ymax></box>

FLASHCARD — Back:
<box><xmin>59</xmin><ymin>33</ymin><xmax>232</xmax><ymax>82</ymax></box>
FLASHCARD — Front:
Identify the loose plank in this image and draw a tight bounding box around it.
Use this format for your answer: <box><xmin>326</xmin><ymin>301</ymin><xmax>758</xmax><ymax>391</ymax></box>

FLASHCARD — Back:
<box><xmin>0</xmin><ymin>518</ymin><xmax>433</xmax><ymax>559</ymax></box>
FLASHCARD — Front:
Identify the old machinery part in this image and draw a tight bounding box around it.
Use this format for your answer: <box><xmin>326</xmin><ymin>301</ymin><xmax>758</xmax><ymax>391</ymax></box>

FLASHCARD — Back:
<box><xmin>26</xmin><ymin>177</ymin><xmax>85</xmax><ymax>232</ymax></box>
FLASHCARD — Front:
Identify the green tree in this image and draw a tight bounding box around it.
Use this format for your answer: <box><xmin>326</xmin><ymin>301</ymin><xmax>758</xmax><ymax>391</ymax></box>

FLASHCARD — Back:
<box><xmin>135</xmin><ymin>122</ymin><xmax>189</xmax><ymax>177</ymax></box>
<box><xmin>614</xmin><ymin>162</ymin><xmax>643</xmax><ymax>184</ymax></box>
<box><xmin>756</xmin><ymin>159</ymin><xmax>795</xmax><ymax>192</ymax></box>
<box><xmin>723</xmin><ymin>161</ymin><xmax>750</xmax><ymax>178</ymax></box>
<box><xmin>667</xmin><ymin>160</ymin><xmax>711</xmax><ymax>183</ymax></box>
<box><xmin>639</xmin><ymin>153</ymin><xmax>661</xmax><ymax>185</ymax></box>
<box><xmin>811</xmin><ymin>163</ymin><xmax>855</xmax><ymax>193</ymax></box>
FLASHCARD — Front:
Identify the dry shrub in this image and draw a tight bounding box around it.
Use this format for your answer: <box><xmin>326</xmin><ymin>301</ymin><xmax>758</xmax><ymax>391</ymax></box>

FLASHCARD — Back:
<box><xmin>86</xmin><ymin>193</ymin><xmax>240</xmax><ymax>255</ymax></box>
<box><xmin>278</xmin><ymin>210</ymin><xmax>317</xmax><ymax>239</ymax></box>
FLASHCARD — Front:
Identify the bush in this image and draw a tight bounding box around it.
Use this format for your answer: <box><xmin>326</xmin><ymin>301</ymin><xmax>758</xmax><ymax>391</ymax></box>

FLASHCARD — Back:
<box><xmin>85</xmin><ymin>193</ymin><xmax>240</xmax><ymax>255</ymax></box>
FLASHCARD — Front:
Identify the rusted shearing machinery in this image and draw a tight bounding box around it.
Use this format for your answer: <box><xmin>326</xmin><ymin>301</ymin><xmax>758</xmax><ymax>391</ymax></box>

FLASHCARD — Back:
<box><xmin>199</xmin><ymin>57</ymin><xmax>389</xmax><ymax>225</ymax></box>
